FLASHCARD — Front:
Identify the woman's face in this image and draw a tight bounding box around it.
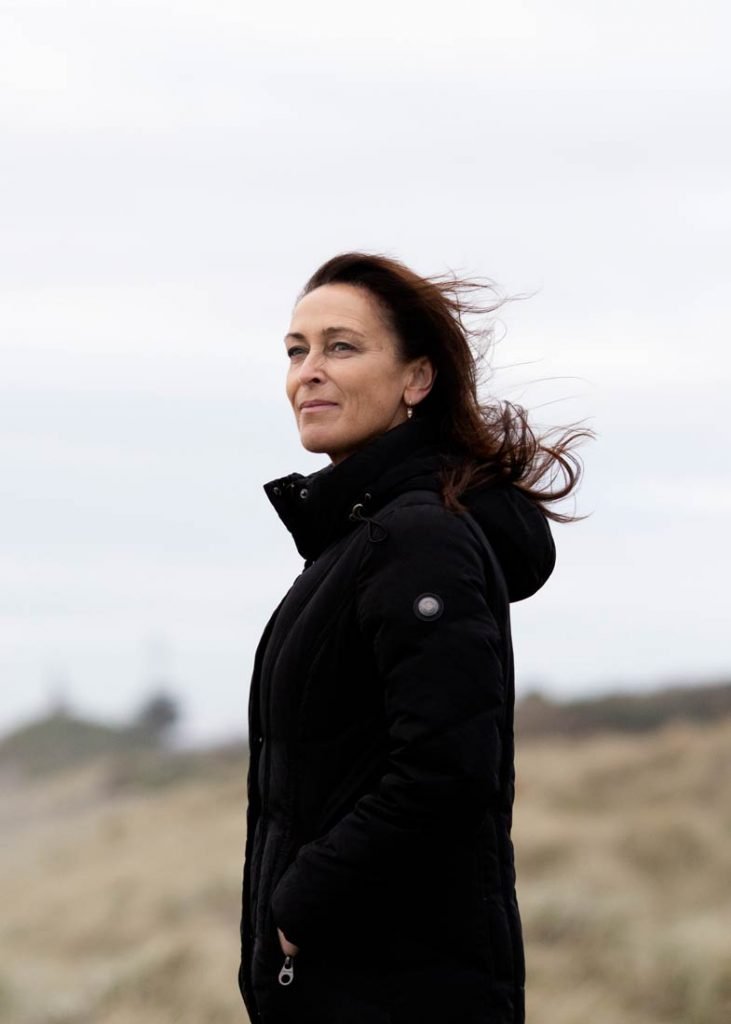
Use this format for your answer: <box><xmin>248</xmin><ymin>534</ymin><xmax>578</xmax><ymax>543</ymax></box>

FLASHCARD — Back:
<box><xmin>285</xmin><ymin>283</ymin><xmax>433</xmax><ymax>464</ymax></box>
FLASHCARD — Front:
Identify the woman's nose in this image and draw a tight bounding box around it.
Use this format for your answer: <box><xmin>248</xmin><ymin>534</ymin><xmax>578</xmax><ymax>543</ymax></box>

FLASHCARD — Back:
<box><xmin>298</xmin><ymin>349</ymin><xmax>326</xmax><ymax>382</ymax></box>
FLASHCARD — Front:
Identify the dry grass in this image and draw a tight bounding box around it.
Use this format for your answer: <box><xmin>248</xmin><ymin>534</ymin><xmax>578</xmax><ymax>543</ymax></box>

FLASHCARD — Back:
<box><xmin>1</xmin><ymin>720</ymin><xmax>729</xmax><ymax>1023</ymax></box>
<box><xmin>516</xmin><ymin>721</ymin><xmax>731</xmax><ymax>1024</ymax></box>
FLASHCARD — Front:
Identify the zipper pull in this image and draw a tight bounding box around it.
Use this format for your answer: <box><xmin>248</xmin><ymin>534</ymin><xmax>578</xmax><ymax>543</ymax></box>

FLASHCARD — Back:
<box><xmin>278</xmin><ymin>954</ymin><xmax>295</xmax><ymax>986</ymax></box>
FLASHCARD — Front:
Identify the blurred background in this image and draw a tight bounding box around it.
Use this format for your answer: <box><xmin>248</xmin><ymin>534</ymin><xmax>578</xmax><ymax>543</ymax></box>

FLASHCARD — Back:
<box><xmin>1</xmin><ymin>1</ymin><xmax>729</xmax><ymax>1022</ymax></box>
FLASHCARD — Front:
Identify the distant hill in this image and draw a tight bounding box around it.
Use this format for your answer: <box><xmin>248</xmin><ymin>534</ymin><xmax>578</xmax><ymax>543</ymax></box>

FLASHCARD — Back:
<box><xmin>0</xmin><ymin>709</ymin><xmax>248</xmax><ymax>790</ymax></box>
<box><xmin>0</xmin><ymin>710</ymin><xmax>159</xmax><ymax>777</ymax></box>
<box><xmin>3</xmin><ymin>679</ymin><xmax>730</xmax><ymax>780</ymax></box>
<box><xmin>516</xmin><ymin>679</ymin><xmax>731</xmax><ymax>737</ymax></box>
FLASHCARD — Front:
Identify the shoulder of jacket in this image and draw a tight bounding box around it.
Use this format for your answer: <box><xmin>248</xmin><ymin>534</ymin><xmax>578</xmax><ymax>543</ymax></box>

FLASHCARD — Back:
<box><xmin>374</xmin><ymin>488</ymin><xmax>446</xmax><ymax>517</ymax></box>
<box><xmin>371</xmin><ymin>491</ymin><xmax>485</xmax><ymax>550</ymax></box>
<box><xmin>376</xmin><ymin>487</ymin><xmax>455</xmax><ymax>517</ymax></box>
<box><xmin>362</xmin><ymin>492</ymin><xmax>509</xmax><ymax>612</ymax></box>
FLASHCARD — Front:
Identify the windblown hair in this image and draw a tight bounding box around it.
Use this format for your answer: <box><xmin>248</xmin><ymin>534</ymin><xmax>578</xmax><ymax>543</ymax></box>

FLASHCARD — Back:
<box><xmin>301</xmin><ymin>252</ymin><xmax>593</xmax><ymax>523</ymax></box>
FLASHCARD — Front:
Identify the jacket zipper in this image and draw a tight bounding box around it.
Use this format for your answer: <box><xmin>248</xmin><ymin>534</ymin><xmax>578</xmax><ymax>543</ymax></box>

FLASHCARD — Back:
<box><xmin>278</xmin><ymin>954</ymin><xmax>295</xmax><ymax>986</ymax></box>
<box><xmin>261</xmin><ymin>535</ymin><xmax>369</xmax><ymax>995</ymax></box>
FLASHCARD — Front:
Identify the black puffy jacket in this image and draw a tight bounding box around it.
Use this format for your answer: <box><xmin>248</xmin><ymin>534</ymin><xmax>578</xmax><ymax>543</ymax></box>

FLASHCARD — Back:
<box><xmin>239</xmin><ymin>417</ymin><xmax>555</xmax><ymax>1024</ymax></box>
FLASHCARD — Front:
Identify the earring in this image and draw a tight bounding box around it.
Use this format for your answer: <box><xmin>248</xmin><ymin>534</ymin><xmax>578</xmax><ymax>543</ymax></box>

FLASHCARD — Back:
<box><xmin>406</xmin><ymin>402</ymin><xmax>413</xmax><ymax>420</ymax></box>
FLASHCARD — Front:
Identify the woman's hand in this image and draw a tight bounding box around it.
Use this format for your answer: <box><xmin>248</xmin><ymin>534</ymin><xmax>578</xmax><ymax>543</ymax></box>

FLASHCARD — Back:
<box><xmin>277</xmin><ymin>927</ymin><xmax>300</xmax><ymax>957</ymax></box>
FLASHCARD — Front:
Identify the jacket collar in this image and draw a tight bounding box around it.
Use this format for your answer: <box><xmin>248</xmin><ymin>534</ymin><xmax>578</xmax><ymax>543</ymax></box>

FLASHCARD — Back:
<box><xmin>264</xmin><ymin>417</ymin><xmax>450</xmax><ymax>562</ymax></box>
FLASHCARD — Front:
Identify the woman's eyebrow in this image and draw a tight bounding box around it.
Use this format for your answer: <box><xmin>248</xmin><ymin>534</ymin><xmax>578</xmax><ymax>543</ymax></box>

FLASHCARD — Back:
<box><xmin>284</xmin><ymin>326</ymin><xmax>366</xmax><ymax>344</ymax></box>
<box><xmin>322</xmin><ymin>326</ymin><xmax>365</xmax><ymax>339</ymax></box>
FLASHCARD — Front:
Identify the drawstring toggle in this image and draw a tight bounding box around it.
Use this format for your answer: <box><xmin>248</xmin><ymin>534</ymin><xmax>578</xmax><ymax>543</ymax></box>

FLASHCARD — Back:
<box><xmin>349</xmin><ymin>498</ymin><xmax>388</xmax><ymax>543</ymax></box>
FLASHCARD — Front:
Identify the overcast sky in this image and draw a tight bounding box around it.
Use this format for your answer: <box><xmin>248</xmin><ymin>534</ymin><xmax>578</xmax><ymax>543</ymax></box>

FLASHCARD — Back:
<box><xmin>2</xmin><ymin>0</ymin><xmax>730</xmax><ymax>743</ymax></box>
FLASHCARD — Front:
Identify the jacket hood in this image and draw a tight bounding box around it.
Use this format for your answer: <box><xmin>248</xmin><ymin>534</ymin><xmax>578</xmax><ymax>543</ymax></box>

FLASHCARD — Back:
<box><xmin>460</xmin><ymin>481</ymin><xmax>556</xmax><ymax>602</ymax></box>
<box><xmin>264</xmin><ymin>417</ymin><xmax>555</xmax><ymax>602</ymax></box>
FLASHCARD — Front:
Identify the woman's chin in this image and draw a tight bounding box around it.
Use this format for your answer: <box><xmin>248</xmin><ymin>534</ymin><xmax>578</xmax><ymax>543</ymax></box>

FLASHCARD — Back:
<box><xmin>298</xmin><ymin>426</ymin><xmax>336</xmax><ymax>456</ymax></box>
<box><xmin>299</xmin><ymin>430</ymin><xmax>358</xmax><ymax>465</ymax></box>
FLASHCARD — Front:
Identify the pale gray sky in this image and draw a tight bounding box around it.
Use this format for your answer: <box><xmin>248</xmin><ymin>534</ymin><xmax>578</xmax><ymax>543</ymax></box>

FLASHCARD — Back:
<box><xmin>2</xmin><ymin>0</ymin><xmax>730</xmax><ymax>742</ymax></box>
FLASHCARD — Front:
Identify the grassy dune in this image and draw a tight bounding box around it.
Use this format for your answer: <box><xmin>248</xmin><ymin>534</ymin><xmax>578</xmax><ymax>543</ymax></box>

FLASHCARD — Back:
<box><xmin>1</xmin><ymin>719</ymin><xmax>729</xmax><ymax>1024</ymax></box>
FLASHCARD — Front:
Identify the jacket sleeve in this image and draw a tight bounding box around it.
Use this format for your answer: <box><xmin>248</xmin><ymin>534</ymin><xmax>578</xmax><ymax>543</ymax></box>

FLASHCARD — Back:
<box><xmin>270</xmin><ymin>503</ymin><xmax>508</xmax><ymax>947</ymax></box>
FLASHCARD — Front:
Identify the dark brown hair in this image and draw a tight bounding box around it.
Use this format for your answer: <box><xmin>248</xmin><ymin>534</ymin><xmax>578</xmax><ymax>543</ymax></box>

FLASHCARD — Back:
<box><xmin>301</xmin><ymin>252</ymin><xmax>593</xmax><ymax>523</ymax></box>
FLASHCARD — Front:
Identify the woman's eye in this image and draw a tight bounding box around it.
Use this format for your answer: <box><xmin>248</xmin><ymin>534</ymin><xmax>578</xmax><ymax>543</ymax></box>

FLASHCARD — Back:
<box><xmin>286</xmin><ymin>341</ymin><xmax>353</xmax><ymax>359</ymax></box>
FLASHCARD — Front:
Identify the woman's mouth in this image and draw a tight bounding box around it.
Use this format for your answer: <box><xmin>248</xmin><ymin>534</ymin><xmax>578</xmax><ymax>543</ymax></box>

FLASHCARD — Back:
<box><xmin>300</xmin><ymin>402</ymin><xmax>338</xmax><ymax>412</ymax></box>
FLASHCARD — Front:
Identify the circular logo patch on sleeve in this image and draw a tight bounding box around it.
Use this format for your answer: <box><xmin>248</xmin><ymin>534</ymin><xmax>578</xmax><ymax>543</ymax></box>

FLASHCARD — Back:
<box><xmin>413</xmin><ymin>593</ymin><xmax>444</xmax><ymax>620</ymax></box>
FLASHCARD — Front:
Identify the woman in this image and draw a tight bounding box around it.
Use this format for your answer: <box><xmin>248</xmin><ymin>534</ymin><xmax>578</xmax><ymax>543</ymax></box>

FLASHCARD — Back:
<box><xmin>239</xmin><ymin>253</ymin><xmax>588</xmax><ymax>1024</ymax></box>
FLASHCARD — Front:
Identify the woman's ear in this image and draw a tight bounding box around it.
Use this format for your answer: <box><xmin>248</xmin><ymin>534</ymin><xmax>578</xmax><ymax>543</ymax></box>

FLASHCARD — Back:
<box><xmin>404</xmin><ymin>357</ymin><xmax>437</xmax><ymax>406</ymax></box>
